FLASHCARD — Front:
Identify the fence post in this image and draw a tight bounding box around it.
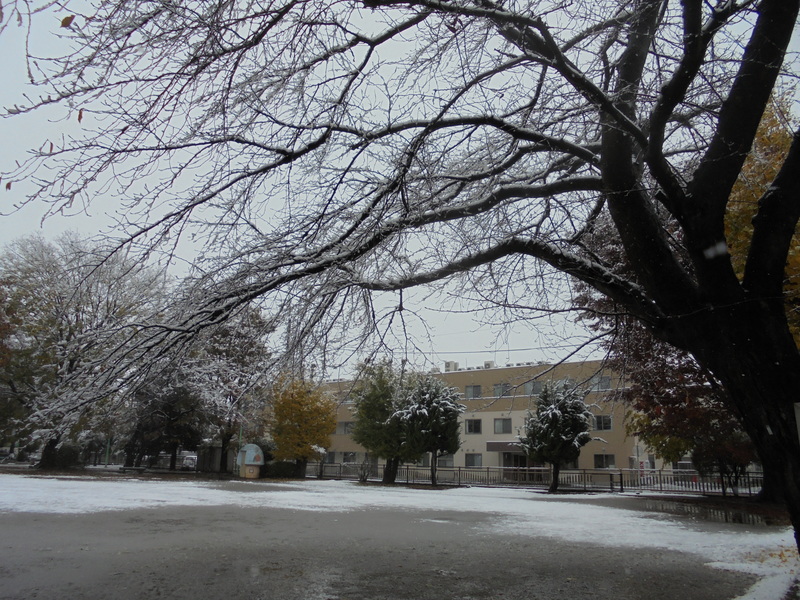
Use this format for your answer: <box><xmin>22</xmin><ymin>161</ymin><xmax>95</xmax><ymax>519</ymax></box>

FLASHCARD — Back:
<box><xmin>619</xmin><ymin>470</ymin><xmax>624</xmax><ymax>493</ymax></box>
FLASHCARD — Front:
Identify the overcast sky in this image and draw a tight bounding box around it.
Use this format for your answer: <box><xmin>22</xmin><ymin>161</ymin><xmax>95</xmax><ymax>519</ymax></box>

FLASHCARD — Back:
<box><xmin>2</xmin><ymin>8</ymin><xmax>796</xmax><ymax>374</ymax></box>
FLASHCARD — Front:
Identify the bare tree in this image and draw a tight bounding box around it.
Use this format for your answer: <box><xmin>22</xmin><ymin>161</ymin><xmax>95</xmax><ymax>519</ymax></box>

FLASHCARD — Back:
<box><xmin>3</xmin><ymin>1</ymin><xmax>800</xmax><ymax>547</ymax></box>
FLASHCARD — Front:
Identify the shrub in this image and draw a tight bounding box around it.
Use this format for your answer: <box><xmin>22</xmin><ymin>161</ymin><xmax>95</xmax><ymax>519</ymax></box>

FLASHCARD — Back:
<box><xmin>264</xmin><ymin>461</ymin><xmax>298</xmax><ymax>479</ymax></box>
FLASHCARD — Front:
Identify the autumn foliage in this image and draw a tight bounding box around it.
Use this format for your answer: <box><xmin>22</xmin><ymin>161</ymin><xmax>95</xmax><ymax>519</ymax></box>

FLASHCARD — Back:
<box><xmin>268</xmin><ymin>377</ymin><xmax>336</xmax><ymax>476</ymax></box>
<box><xmin>725</xmin><ymin>95</ymin><xmax>800</xmax><ymax>341</ymax></box>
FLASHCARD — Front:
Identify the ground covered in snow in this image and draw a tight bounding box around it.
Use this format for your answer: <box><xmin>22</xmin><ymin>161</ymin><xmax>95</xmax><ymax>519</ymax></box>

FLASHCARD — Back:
<box><xmin>0</xmin><ymin>473</ymin><xmax>797</xmax><ymax>599</ymax></box>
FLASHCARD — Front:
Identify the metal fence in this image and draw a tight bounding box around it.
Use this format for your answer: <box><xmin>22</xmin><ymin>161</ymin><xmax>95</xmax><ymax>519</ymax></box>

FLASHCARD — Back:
<box><xmin>309</xmin><ymin>462</ymin><xmax>764</xmax><ymax>497</ymax></box>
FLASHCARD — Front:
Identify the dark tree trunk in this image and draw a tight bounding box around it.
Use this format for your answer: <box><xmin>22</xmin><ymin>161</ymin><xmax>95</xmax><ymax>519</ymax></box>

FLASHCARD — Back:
<box><xmin>430</xmin><ymin>453</ymin><xmax>438</xmax><ymax>486</ymax></box>
<box><xmin>758</xmin><ymin>468</ymin><xmax>784</xmax><ymax>503</ymax></box>
<box><xmin>548</xmin><ymin>462</ymin><xmax>561</xmax><ymax>493</ymax></box>
<box><xmin>677</xmin><ymin>302</ymin><xmax>800</xmax><ymax>551</ymax></box>
<box><xmin>219</xmin><ymin>432</ymin><xmax>234</xmax><ymax>473</ymax></box>
<box><xmin>382</xmin><ymin>456</ymin><xmax>400</xmax><ymax>484</ymax></box>
<box><xmin>294</xmin><ymin>458</ymin><xmax>308</xmax><ymax>479</ymax></box>
<box><xmin>123</xmin><ymin>444</ymin><xmax>135</xmax><ymax>468</ymax></box>
<box><xmin>169</xmin><ymin>445</ymin><xmax>178</xmax><ymax>471</ymax></box>
<box><xmin>37</xmin><ymin>437</ymin><xmax>60</xmax><ymax>470</ymax></box>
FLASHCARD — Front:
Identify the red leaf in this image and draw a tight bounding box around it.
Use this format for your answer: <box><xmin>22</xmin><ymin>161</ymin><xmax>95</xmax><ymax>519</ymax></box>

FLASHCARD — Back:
<box><xmin>78</xmin><ymin>108</ymin><xmax>83</xmax><ymax>123</ymax></box>
<box><xmin>61</xmin><ymin>15</ymin><xmax>75</xmax><ymax>28</ymax></box>
<box><xmin>5</xmin><ymin>182</ymin><xmax>11</xmax><ymax>191</ymax></box>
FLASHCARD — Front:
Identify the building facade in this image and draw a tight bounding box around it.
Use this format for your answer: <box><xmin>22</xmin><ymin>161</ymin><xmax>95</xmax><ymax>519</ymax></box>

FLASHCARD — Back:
<box><xmin>325</xmin><ymin>359</ymin><xmax>652</xmax><ymax>471</ymax></box>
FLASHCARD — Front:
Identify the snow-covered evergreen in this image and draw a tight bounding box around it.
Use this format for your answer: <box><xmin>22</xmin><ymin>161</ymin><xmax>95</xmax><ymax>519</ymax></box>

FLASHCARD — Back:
<box><xmin>393</xmin><ymin>374</ymin><xmax>464</xmax><ymax>486</ymax></box>
<box><xmin>518</xmin><ymin>382</ymin><xmax>596</xmax><ymax>492</ymax></box>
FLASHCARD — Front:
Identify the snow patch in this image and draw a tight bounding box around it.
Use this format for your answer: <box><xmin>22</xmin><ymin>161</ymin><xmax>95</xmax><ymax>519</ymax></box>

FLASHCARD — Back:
<box><xmin>0</xmin><ymin>475</ymin><xmax>796</xmax><ymax>598</ymax></box>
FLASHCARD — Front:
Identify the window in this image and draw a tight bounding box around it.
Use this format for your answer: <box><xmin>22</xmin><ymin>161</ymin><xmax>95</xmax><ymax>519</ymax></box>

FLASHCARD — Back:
<box><xmin>415</xmin><ymin>454</ymin><xmax>430</xmax><ymax>467</ymax></box>
<box><xmin>336</xmin><ymin>421</ymin><xmax>355</xmax><ymax>435</ymax></box>
<box><xmin>465</xmin><ymin>419</ymin><xmax>482</xmax><ymax>434</ymax></box>
<box><xmin>591</xmin><ymin>375</ymin><xmax>612</xmax><ymax>391</ymax></box>
<box><xmin>559</xmin><ymin>377</ymin><xmax>576</xmax><ymax>389</ymax></box>
<box><xmin>465</xmin><ymin>453</ymin><xmax>483</xmax><ymax>468</ymax></box>
<box><xmin>594</xmin><ymin>415</ymin><xmax>612</xmax><ymax>431</ymax></box>
<box><xmin>493</xmin><ymin>382</ymin><xmax>513</xmax><ymax>397</ymax></box>
<box><xmin>437</xmin><ymin>454</ymin><xmax>454</xmax><ymax>468</ymax></box>
<box><xmin>464</xmin><ymin>385</ymin><xmax>482</xmax><ymax>399</ymax></box>
<box><xmin>594</xmin><ymin>454</ymin><xmax>616</xmax><ymax>469</ymax></box>
<box><xmin>523</xmin><ymin>380</ymin><xmax>543</xmax><ymax>396</ymax></box>
<box><xmin>494</xmin><ymin>418</ymin><xmax>512</xmax><ymax>434</ymax></box>
<box><xmin>343</xmin><ymin>452</ymin><xmax>358</xmax><ymax>464</ymax></box>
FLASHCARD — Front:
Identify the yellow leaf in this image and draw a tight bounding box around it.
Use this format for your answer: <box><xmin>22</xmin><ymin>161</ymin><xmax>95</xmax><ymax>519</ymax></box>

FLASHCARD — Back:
<box><xmin>61</xmin><ymin>15</ymin><xmax>75</xmax><ymax>28</ymax></box>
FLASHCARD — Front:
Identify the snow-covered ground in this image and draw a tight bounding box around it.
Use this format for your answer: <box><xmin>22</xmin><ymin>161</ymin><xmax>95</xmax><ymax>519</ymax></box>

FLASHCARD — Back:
<box><xmin>1</xmin><ymin>474</ymin><xmax>797</xmax><ymax>599</ymax></box>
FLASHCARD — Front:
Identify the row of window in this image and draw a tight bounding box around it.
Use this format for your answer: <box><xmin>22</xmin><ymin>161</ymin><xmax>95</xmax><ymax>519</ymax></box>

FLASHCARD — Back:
<box><xmin>336</xmin><ymin>417</ymin><xmax>611</xmax><ymax>435</ymax></box>
<box><xmin>465</xmin><ymin>382</ymin><xmax>535</xmax><ymax>399</ymax></box>
<box><xmin>464</xmin><ymin>416</ymin><xmax>611</xmax><ymax>434</ymax></box>
<box><xmin>465</xmin><ymin>418</ymin><xmax>512</xmax><ymax>434</ymax></box>
<box><xmin>463</xmin><ymin>376</ymin><xmax>612</xmax><ymax>399</ymax></box>
<box><xmin>335</xmin><ymin>414</ymin><xmax>612</xmax><ymax>439</ymax></box>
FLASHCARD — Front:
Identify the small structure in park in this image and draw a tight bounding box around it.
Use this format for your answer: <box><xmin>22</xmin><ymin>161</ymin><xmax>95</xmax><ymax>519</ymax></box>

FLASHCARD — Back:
<box><xmin>237</xmin><ymin>444</ymin><xmax>265</xmax><ymax>479</ymax></box>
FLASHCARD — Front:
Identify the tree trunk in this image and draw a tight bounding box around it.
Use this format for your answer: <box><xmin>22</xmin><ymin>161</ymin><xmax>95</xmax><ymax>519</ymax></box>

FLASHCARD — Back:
<box><xmin>382</xmin><ymin>456</ymin><xmax>400</xmax><ymax>484</ymax></box>
<box><xmin>294</xmin><ymin>458</ymin><xmax>308</xmax><ymax>479</ymax></box>
<box><xmin>679</xmin><ymin>303</ymin><xmax>800</xmax><ymax>551</ymax></box>
<box><xmin>219</xmin><ymin>432</ymin><xmax>234</xmax><ymax>473</ymax></box>
<box><xmin>430</xmin><ymin>453</ymin><xmax>438</xmax><ymax>486</ymax></box>
<box><xmin>37</xmin><ymin>437</ymin><xmax>61</xmax><ymax>470</ymax></box>
<box><xmin>758</xmin><ymin>467</ymin><xmax>784</xmax><ymax>503</ymax></box>
<box><xmin>548</xmin><ymin>462</ymin><xmax>561</xmax><ymax>493</ymax></box>
<box><xmin>123</xmin><ymin>443</ymin><xmax>135</xmax><ymax>468</ymax></box>
<box><xmin>169</xmin><ymin>445</ymin><xmax>178</xmax><ymax>471</ymax></box>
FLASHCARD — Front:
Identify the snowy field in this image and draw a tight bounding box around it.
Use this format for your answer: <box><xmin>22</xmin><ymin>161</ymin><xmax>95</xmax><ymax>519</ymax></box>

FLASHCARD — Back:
<box><xmin>0</xmin><ymin>474</ymin><xmax>797</xmax><ymax>599</ymax></box>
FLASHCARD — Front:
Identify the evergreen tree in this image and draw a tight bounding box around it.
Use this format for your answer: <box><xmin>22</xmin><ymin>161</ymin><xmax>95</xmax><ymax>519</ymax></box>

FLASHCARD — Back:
<box><xmin>518</xmin><ymin>383</ymin><xmax>594</xmax><ymax>493</ymax></box>
<box><xmin>351</xmin><ymin>361</ymin><xmax>419</xmax><ymax>484</ymax></box>
<box><xmin>394</xmin><ymin>374</ymin><xmax>464</xmax><ymax>486</ymax></box>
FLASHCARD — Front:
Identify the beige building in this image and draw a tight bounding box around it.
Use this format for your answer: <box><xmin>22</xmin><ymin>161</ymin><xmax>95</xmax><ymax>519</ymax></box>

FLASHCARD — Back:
<box><xmin>325</xmin><ymin>359</ymin><xmax>651</xmax><ymax>471</ymax></box>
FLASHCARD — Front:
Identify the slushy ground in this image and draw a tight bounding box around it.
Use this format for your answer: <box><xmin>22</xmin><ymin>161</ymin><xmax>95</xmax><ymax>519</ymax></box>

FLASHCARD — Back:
<box><xmin>0</xmin><ymin>473</ymin><xmax>797</xmax><ymax>600</ymax></box>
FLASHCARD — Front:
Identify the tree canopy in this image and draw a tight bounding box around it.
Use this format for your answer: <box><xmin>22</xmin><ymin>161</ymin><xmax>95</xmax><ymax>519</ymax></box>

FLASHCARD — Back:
<box><xmin>350</xmin><ymin>360</ymin><xmax>419</xmax><ymax>483</ymax></box>
<box><xmin>0</xmin><ymin>233</ymin><xmax>166</xmax><ymax>451</ymax></box>
<box><xmin>3</xmin><ymin>0</ymin><xmax>800</xmax><ymax>548</ymax></box>
<box><xmin>517</xmin><ymin>382</ymin><xmax>594</xmax><ymax>492</ymax></box>
<box><xmin>268</xmin><ymin>376</ymin><xmax>336</xmax><ymax>477</ymax></box>
<box><xmin>394</xmin><ymin>373</ymin><xmax>463</xmax><ymax>485</ymax></box>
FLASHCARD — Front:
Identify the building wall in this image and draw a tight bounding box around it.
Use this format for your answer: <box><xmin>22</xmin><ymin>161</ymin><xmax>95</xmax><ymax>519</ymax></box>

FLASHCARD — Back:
<box><xmin>324</xmin><ymin>359</ymin><xmax>641</xmax><ymax>471</ymax></box>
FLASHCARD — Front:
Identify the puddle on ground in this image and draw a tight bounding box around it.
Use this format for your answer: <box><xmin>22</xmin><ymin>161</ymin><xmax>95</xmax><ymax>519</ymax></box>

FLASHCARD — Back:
<box><xmin>639</xmin><ymin>498</ymin><xmax>775</xmax><ymax>526</ymax></box>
